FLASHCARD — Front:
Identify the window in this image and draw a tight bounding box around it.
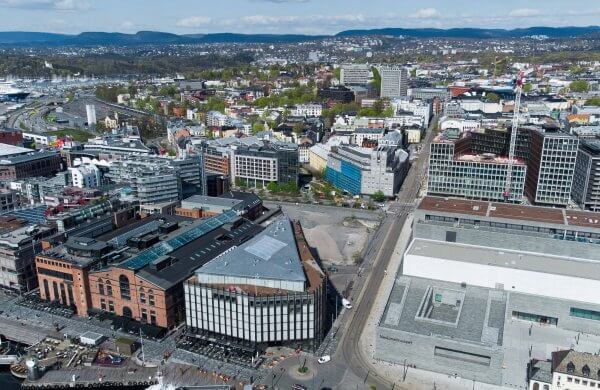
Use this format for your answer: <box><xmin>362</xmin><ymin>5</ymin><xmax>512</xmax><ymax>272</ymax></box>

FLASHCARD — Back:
<box><xmin>141</xmin><ymin>308</ymin><xmax>147</xmax><ymax>322</ymax></box>
<box><xmin>140</xmin><ymin>293</ymin><xmax>146</xmax><ymax>304</ymax></box>
<box><xmin>106</xmin><ymin>282</ymin><xmax>113</xmax><ymax>296</ymax></box>
<box><xmin>570</xmin><ymin>307</ymin><xmax>600</xmax><ymax>321</ymax></box>
<box><xmin>149</xmin><ymin>293</ymin><xmax>155</xmax><ymax>307</ymax></box>
<box><xmin>108</xmin><ymin>301</ymin><xmax>115</xmax><ymax>312</ymax></box>
<box><xmin>119</xmin><ymin>275</ymin><xmax>131</xmax><ymax>300</ymax></box>
<box><xmin>567</xmin><ymin>377</ymin><xmax>572</xmax><ymax>382</ymax></box>
<box><xmin>100</xmin><ymin>298</ymin><xmax>106</xmax><ymax>311</ymax></box>
<box><xmin>98</xmin><ymin>282</ymin><xmax>105</xmax><ymax>295</ymax></box>
<box><xmin>150</xmin><ymin>311</ymin><xmax>157</xmax><ymax>325</ymax></box>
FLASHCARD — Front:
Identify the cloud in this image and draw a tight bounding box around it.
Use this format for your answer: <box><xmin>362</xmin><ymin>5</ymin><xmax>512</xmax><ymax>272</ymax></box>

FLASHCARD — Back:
<box><xmin>508</xmin><ymin>8</ymin><xmax>541</xmax><ymax>17</ymax></box>
<box><xmin>0</xmin><ymin>0</ymin><xmax>88</xmax><ymax>10</ymax></box>
<box><xmin>410</xmin><ymin>8</ymin><xmax>440</xmax><ymax>19</ymax></box>
<box><xmin>176</xmin><ymin>16</ymin><xmax>212</xmax><ymax>28</ymax></box>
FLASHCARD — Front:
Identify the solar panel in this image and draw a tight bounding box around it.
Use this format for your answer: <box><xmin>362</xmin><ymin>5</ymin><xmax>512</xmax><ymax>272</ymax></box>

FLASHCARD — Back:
<box><xmin>1</xmin><ymin>205</ymin><xmax>48</xmax><ymax>224</ymax></box>
<box><xmin>123</xmin><ymin>210</ymin><xmax>238</xmax><ymax>270</ymax></box>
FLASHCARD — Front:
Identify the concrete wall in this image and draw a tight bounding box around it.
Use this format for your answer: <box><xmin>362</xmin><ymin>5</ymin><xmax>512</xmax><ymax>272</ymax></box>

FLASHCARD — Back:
<box><xmin>375</xmin><ymin>326</ymin><xmax>505</xmax><ymax>385</ymax></box>
<box><xmin>508</xmin><ymin>292</ymin><xmax>600</xmax><ymax>335</ymax></box>
<box><xmin>404</xmin><ymin>252</ymin><xmax>600</xmax><ymax>306</ymax></box>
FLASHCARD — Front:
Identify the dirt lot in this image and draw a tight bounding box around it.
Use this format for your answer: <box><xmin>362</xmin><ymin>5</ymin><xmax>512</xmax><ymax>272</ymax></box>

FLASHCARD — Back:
<box><xmin>264</xmin><ymin>202</ymin><xmax>382</xmax><ymax>266</ymax></box>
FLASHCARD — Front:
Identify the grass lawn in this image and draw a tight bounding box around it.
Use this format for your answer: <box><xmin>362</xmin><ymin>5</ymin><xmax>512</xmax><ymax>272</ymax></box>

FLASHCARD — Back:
<box><xmin>46</xmin><ymin>128</ymin><xmax>94</xmax><ymax>142</ymax></box>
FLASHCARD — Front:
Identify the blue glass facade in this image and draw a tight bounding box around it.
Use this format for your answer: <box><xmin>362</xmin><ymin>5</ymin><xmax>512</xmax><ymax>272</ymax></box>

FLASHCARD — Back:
<box><xmin>326</xmin><ymin>160</ymin><xmax>362</xmax><ymax>195</ymax></box>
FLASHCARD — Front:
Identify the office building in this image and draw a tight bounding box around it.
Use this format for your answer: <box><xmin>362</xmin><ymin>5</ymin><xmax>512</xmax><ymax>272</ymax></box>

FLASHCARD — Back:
<box><xmin>525</xmin><ymin>128</ymin><xmax>579</xmax><ymax>207</ymax></box>
<box><xmin>380</xmin><ymin>66</ymin><xmax>408</xmax><ymax>98</ymax></box>
<box><xmin>0</xmin><ymin>223</ymin><xmax>55</xmax><ymax>292</ymax></box>
<box><xmin>36</xmin><ymin>211</ymin><xmax>262</xmax><ymax>328</ymax></box>
<box><xmin>340</xmin><ymin>64</ymin><xmax>370</xmax><ymax>86</ymax></box>
<box><xmin>231</xmin><ymin>140</ymin><xmax>299</xmax><ymax>187</ymax></box>
<box><xmin>572</xmin><ymin>140</ymin><xmax>600</xmax><ymax>211</ymax></box>
<box><xmin>175</xmin><ymin>191</ymin><xmax>262</xmax><ymax>220</ymax></box>
<box><xmin>428</xmin><ymin>127</ymin><xmax>578</xmax><ymax>206</ymax></box>
<box><xmin>376</xmin><ymin>196</ymin><xmax>600</xmax><ymax>385</ymax></box>
<box><xmin>326</xmin><ymin>145</ymin><xmax>409</xmax><ymax>197</ymax></box>
<box><xmin>0</xmin><ymin>144</ymin><xmax>62</xmax><ymax>180</ymax></box>
<box><xmin>184</xmin><ymin>218</ymin><xmax>327</xmax><ymax>351</ymax></box>
<box><xmin>428</xmin><ymin>137</ymin><xmax>527</xmax><ymax>202</ymax></box>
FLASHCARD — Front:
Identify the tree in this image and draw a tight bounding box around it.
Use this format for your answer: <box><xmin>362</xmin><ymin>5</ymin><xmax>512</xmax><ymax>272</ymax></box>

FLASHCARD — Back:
<box><xmin>372</xmin><ymin>190</ymin><xmax>386</xmax><ymax>202</ymax></box>
<box><xmin>486</xmin><ymin>92</ymin><xmax>500</xmax><ymax>103</ymax></box>
<box><xmin>252</xmin><ymin>122</ymin><xmax>265</xmax><ymax>134</ymax></box>
<box><xmin>523</xmin><ymin>83</ymin><xmax>533</xmax><ymax>93</ymax></box>
<box><xmin>585</xmin><ymin>97</ymin><xmax>600</xmax><ymax>106</ymax></box>
<box><xmin>266</xmin><ymin>182</ymin><xmax>279</xmax><ymax>193</ymax></box>
<box><xmin>570</xmin><ymin>80</ymin><xmax>590</xmax><ymax>93</ymax></box>
<box><xmin>370</xmin><ymin>66</ymin><xmax>381</xmax><ymax>93</ymax></box>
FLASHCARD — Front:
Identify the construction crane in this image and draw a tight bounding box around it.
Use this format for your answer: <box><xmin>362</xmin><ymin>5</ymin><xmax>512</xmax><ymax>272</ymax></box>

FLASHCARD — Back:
<box><xmin>503</xmin><ymin>71</ymin><xmax>525</xmax><ymax>202</ymax></box>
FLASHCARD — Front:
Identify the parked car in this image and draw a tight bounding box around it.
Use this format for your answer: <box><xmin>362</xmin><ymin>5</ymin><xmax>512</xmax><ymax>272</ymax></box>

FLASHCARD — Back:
<box><xmin>318</xmin><ymin>355</ymin><xmax>331</xmax><ymax>364</ymax></box>
<box><xmin>342</xmin><ymin>298</ymin><xmax>353</xmax><ymax>309</ymax></box>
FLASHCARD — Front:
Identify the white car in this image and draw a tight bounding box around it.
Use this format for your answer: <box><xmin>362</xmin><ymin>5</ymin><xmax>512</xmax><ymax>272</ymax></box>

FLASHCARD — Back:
<box><xmin>342</xmin><ymin>298</ymin><xmax>353</xmax><ymax>309</ymax></box>
<box><xmin>318</xmin><ymin>355</ymin><xmax>331</xmax><ymax>364</ymax></box>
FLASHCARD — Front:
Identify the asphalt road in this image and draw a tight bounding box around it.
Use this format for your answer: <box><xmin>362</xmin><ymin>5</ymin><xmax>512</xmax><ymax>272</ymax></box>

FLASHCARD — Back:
<box><xmin>337</xmin><ymin>117</ymin><xmax>437</xmax><ymax>390</ymax></box>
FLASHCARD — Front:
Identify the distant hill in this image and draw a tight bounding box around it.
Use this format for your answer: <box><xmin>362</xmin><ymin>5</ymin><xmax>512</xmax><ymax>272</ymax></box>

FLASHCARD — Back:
<box><xmin>335</xmin><ymin>26</ymin><xmax>600</xmax><ymax>39</ymax></box>
<box><xmin>0</xmin><ymin>26</ymin><xmax>599</xmax><ymax>46</ymax></box>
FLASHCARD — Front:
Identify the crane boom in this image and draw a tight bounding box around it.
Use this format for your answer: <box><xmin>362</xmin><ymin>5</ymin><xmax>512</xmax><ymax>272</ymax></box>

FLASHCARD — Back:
<box><xmin>503</xmin><ymin>72</ymin><xmax>525</xmax><ymax>201</ymax></box>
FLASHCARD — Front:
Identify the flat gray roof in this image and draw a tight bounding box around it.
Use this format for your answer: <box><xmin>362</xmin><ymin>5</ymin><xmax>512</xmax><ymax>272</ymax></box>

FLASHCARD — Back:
<box><xmin>197</xmin><ymin>217</ymin><xmax>306</xmax><ymax>283</ymax></box>
<box><xmin>0</xmin><ymin>143</ymin><xmax>32</xmax><ymax>157</ymax></box>
<box><xmin>182</xmin><ymin>195</ymin><xmax>242</xmax><ymax>209</ymax></box>
<box><xmin>408</xmin><ymin>238</ymin><xmax>600</xmax><ymax>281</ymax></box>
<box><xmin>380</xmin><ymin>276</ymin><xmax>505</xmax><ymax>347</ymax></box>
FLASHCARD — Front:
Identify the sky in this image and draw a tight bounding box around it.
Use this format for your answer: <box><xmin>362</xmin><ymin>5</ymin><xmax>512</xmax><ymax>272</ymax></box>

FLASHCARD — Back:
<box><xmin>0</xmin><ymin>0</ymin><xmax>599</xmax><ymax>35</ymax></box>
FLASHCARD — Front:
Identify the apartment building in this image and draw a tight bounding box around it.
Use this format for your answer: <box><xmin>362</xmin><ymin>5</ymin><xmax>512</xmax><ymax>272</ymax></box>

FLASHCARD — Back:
<box><xmin>106</xmin><ymin>154</ymin><xmax>206</xmax><ymax>203</ymax></box>
<box><xmin>290</xmin><ymin>104</ymin><xmax>322</xmax><ymax>118</ymax></box>
<box><xmin>68</xmin><ymin>164</ymin><xmax>101</xmax><ymax>188</ymax></box>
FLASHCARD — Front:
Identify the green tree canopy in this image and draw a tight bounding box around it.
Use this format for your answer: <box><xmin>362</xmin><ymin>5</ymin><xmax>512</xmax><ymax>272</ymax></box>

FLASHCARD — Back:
<box><xmin>372</xmin><ymin>190</ymin><xmax>386</xmax><ymax>202</ymax></box>
<box><xmin>570</xmin><ymin>80</ymin><xmax>590</xmax><ymax>93</ymax></box>
<box><xmin>585</xmin><ymin>97</ymin><xmax>600</xmax><ymax>106</ymax></box>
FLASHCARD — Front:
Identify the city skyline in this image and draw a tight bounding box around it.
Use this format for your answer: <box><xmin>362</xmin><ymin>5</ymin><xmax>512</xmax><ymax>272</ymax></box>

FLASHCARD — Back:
<box><xmin>0</xmin><ymin>0</ymin><xmax>599</xmax><ymax>35</ymax></box>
